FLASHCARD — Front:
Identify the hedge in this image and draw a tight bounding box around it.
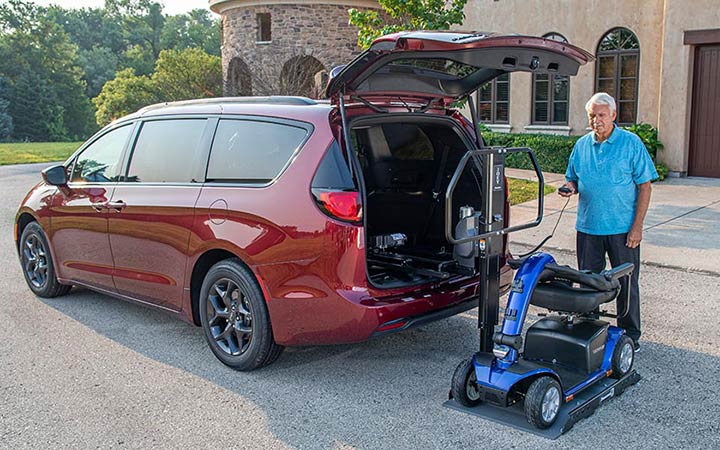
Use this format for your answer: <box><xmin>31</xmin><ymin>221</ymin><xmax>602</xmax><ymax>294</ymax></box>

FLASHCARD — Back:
<box><xmin>480</xmin><ymin>126</ymin><xmax>668</xmax><ymax>181</ymax></box>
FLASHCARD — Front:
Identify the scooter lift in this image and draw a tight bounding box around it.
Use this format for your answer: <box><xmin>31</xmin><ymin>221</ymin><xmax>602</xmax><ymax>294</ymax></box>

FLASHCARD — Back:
<box><xmin>441</xmin><ymin>145</ymin><xmax>640</xmax><ymax>439</ymax></box>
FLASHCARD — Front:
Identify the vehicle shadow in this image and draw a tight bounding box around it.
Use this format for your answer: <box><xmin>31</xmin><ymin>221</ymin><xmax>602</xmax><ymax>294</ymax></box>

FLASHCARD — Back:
<box><xmin>41</xmin><ymin>287</ymin><xmax>720</xmax><ymax>450</ymax></box>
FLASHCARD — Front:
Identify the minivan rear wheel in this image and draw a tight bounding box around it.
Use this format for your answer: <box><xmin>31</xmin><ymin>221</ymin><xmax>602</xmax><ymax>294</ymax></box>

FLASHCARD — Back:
<box><xmin>199</xmin><ymin>259</ymin><xmax>283</xmax><ymax>370</ymax></box>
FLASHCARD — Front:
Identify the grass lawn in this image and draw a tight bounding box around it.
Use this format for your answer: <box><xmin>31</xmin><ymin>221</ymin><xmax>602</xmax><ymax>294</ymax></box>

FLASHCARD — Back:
<box><xmin>0</xmin><ymin>142</ymin><xmax>82</xmax><ymax>166</ymax></box>
<box><xmin>508</xmin><ymin>177</ymin><xmax>556</xmax><ymax>206</ymax></box>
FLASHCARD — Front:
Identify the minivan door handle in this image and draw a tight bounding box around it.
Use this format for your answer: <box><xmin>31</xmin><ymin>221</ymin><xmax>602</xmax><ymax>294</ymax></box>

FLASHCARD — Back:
<box><xmin>90</xmin><ymin>201</ymin><xmax>108</xmax><ymax>212</ymax></box>
<box><xmin>106</xmin><ymin>200</ymin><xmax>126</xmax><ymax>212</ymax></box>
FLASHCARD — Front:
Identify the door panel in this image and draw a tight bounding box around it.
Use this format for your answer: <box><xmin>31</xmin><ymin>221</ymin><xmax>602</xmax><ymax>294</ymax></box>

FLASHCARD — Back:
<box><xmin>689</xmin><ymin>45</ymin><xmax>720</xmax><ymax>177</ymax></box>
<box><xmin>51</xmin><ymin>185</ymin><xmax>115</xmax><ymax>289</ymax></box>
<box><xmin>107</xmin><ymin>185</ymin><xmax>202</xmax><ymax>311</ymax></box>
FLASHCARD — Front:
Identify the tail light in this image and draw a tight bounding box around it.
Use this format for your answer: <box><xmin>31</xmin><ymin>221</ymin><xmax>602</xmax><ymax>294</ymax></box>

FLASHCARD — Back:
<box><xmin>312</xmin><ymin>189</ymin><xmax>362</xmax><ymax>223</ymax></box>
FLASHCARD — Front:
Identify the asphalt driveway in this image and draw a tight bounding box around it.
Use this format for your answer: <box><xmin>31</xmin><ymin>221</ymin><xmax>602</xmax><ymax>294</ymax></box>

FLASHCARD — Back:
<box><xmin>1</xmin><ymin>163</ymin><xmax>719</xmax><ymax>449</ymax></box>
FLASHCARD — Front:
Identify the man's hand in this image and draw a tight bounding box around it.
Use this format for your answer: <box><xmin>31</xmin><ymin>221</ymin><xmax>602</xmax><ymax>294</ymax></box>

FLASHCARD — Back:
<box><xmin>558</xmin><ymin>181</ymin><xmax>577</xmax><ymax>197</ymax></box>
<box><xmin>627</xmin><ymin>225</ymin><xmax>643</xmax><ymax>248</ymax></box>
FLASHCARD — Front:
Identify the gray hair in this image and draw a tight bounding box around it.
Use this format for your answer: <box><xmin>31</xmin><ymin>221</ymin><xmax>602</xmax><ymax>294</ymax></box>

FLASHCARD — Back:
<box><xmin>585</xmin><ymin>92</ymin><xmax>617</xmax><ymax>113</ymax></box>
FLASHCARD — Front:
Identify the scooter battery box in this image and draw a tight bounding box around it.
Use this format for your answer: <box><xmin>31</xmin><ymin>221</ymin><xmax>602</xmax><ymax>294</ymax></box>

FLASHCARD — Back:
<box><xmin>524</xmin><ymin>316</ymin><xmax>609</xmax><ymax>373</ymax></box>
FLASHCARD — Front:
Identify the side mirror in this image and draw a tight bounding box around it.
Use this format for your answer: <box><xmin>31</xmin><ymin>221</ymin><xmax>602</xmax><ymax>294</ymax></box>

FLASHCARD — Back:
<box><xmin>42</xmin><ymin>164</ymin><xmax>68</xmax><ymax>186</ymax></box>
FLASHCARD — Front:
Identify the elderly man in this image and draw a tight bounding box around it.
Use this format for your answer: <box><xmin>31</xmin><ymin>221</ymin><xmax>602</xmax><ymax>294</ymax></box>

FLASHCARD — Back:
<box><xmin>559</xmin><ymin>92</ymin><xmax>658</xmax><ymax>352</ymax></box>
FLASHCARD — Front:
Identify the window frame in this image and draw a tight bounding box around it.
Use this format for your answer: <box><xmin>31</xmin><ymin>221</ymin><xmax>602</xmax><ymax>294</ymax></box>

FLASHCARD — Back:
<box><xmin>256</xmin><ymin>13</ymin><xmax>271</xmax><ymax>43</ymax></box>
<box><xmin>595</xmin><ymin>27</ymin><xmax>640</xmax><ymax>126</ymax></box>
<box><xmin>67</xmin><ymin>121</ymin><xmax>138</xmax><ymax>185</ymax></box>
<box><xmin>203</xmin><ymin>115</ymin><xmax>314</xmax><ymax>187</ymax></box>
<box><xmin>531</xmin><ymin>33</ymin><xmax>570</xmax><ymax>126</ymax></box>
<box><xmin>476</xmin><ymin>73</ymin><xmax>510</xmax><ymax>125</ymax></box>
<box><xmin>120</xmin><ymin>116</ymin><xmax>217</xmax><ymax>186</ymax></box>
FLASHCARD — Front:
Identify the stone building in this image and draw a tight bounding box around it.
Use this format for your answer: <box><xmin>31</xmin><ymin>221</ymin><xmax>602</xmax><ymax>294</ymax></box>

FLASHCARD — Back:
<box><xmin>209</xmin><ymin>0</ymin><xmax>380</xmax><ymax>98</ymax></box>
<box><xmin>210</xmin><ymin>0</ymin><xmax>720</xmax><ymax>177</ymax></box>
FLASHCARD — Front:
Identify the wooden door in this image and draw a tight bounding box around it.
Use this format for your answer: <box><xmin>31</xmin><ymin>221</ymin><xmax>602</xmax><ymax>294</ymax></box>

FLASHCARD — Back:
<box><xmin>689</xmin><ymin>45</ymin><xmax>720</xmax><ymax>177</ymax></box>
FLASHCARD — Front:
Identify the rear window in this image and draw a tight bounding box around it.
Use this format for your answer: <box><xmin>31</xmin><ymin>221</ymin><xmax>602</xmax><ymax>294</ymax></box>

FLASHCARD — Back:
<box><xmin>126</xmin><ymin>119</ymin><xmax>207</xmax><ymax>183</ymax></box>
<box><xmin>206</xmin><ymin>119</ymin><xmax>308</xmax><ymax>183</ymax></box>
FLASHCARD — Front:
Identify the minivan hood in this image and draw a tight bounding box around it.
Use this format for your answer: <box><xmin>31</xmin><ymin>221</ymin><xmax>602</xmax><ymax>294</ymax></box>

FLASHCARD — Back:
<box><xmin>326</xmin><ymin>31</ymin><xmax>594</xmax><ymax>102</ymax></box>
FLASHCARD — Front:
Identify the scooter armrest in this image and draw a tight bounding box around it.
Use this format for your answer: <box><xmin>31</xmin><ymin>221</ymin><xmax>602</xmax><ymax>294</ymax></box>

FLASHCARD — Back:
<box><xmin>603</xmin><ymin>263</ymin><xmax>635</xmax><ymax>281</ymax></box>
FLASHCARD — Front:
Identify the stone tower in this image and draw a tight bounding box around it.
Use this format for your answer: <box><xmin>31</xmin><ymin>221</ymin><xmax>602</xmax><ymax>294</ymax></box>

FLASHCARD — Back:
<box><xmin>209</xmin><ymin>0</ymin><xmax>381</xmax><ymax>97</ymax></box>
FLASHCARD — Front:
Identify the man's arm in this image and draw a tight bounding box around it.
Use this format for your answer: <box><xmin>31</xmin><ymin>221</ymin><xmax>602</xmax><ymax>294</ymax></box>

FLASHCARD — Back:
<box><xmin>627</xmin><ymin>181</ymin><xmax>652</xmax><ymax>248</ymax></box>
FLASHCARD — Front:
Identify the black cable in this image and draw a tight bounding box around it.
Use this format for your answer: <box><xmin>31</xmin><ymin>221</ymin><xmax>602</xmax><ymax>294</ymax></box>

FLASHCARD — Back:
<box><xmin>516</xmin><ymin>196</ymin><xmax>571</xmax><ymax>258</ymax></box>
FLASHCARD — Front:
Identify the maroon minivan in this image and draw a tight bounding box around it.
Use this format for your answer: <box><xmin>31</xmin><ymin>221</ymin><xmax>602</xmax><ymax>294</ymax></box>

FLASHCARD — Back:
<box><xmin>15</xmin><ymin>32</ymin><xmax>592</xmax><ymax>370</ymax></box>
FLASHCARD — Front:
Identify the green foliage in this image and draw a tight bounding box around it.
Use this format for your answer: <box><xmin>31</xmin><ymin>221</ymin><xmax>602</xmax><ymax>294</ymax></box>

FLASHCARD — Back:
<box><xmin>93</xmin><ymin>68</ymin><xmax>157</xmax><ymax>126</ymax></box>
<box><xmin>94</xmin><ymin>48</ymin><xmax>222</xmax><ymax>126</ymax></box>
<box><xmin>349</xmin><ymin>0</ymin><xmax>468</xmax><ymax>49</ymax></box>
<box><xmin>0</xmin><ymin>77</ymin><xmax>13</xmax><ymax>141</ymax></box>
<box><xmin>483</xmin><ymin>131</ymin><xmax>579</xmax><ymax>174</ymax></box>
<box><xmin>0</xmin><ymin>0</ymin><xmax>222</xmax><ymax>143</ymax></box>
<box><xmin>484</xmin><ymin>123</ymin><xmax>668</xmax><ymax>181</ymax></box>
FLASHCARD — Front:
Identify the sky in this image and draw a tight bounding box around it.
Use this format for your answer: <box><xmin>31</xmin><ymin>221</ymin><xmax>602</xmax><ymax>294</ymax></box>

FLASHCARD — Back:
<box><xmin>31</xmin><ymin>1</ymin><xmax>215</xmax><ymax>16</ymax></box>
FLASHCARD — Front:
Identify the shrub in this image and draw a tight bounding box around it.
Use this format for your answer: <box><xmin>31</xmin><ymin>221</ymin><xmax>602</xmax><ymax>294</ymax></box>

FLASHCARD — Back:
<box><xmin>481</xmin><ymin>123</ymin><xmax>667</xmax><ymax>181</ymax></box>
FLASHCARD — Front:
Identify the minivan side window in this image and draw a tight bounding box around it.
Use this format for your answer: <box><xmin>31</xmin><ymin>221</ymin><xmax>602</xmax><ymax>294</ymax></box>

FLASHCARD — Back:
<box><xmin>71</xmin><ymin>124</ymin><xmax>133</xmax><ymax>183</ymax></box>
<box><xmin>206</xmin><ymin>119</ymin><xmax>308</xmax><ymax>183</ymax></box>
<box><xmin>126</xmin><ymin>119</ymin><xmax>207</xmax><ymax>183</ymax></box>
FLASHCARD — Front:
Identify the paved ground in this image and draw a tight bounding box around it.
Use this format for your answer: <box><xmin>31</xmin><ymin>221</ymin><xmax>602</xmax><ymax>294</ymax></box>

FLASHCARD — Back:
<box><xmin>1</xmin><ymin>163</ymin><xmax>719</xmax><ymax>449</ymax></box>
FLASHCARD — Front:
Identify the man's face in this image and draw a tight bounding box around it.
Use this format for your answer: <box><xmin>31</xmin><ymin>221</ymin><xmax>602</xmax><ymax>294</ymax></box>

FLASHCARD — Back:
<box><xmin>587</xmin><ymin>103</ymin><xmax>617</xmax><ymax>138</ymax></box>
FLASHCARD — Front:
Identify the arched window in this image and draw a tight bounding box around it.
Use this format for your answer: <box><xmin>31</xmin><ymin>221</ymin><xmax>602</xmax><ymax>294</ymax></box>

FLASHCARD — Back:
<box><xmin>532</xmin><ymin>33</ymin><xmax>570</xmax><ymax>125</ymax></box>
<box><xmin>477</xmin><ymin>73</ymin><xmax>510</xmax><ymax>124</ymax></box>
<box><xmin>595</xmin><ymin>28</ymin><xmax>640</xmax><ymax>125</ymax></box>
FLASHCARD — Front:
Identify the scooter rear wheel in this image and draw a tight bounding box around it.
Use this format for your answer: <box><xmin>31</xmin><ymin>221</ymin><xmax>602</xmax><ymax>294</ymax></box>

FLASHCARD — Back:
<box><xmin>524</xmin><ymin>376</ymin><xmax>562</xmax><ymax>429</ymax></box>
<box><xmin>611</xmin><ymin>335</ymin><xmax>635</xmax><ymax>379</ymax></box>
<box><xmin>451</xmin><ymin>358</ymin><xmax>482</xmax><ymax>407</ymax></box>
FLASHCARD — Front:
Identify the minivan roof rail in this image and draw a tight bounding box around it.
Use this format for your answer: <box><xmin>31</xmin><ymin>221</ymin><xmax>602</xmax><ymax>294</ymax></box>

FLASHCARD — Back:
<box><xmin>137</xmin><ymin>96</ymin><xmax>318</xmax><ymax>114</ymax></box>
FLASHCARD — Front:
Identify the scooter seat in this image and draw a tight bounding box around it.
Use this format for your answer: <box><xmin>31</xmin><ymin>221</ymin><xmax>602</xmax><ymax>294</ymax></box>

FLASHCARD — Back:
<box><xmin>528</xmin><ymin>263</ymin><xmax>624</xmax><ymax>314</ymax></box>
<box><xmin>530</xmin><ymin>281</ymin><xmax>619</xmax><ymax>313</ymax></box>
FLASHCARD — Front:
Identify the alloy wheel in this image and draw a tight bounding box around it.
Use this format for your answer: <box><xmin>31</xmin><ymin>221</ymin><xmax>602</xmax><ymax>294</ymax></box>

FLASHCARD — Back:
<box><xmin>206</xmin><ymin>278</ymin><xmax>253</xmax><ymax>356</ymax></box>
<box><xmin>22</xmin><ymin>234</ymin><xmax>48</xmax><ymax>289</ymax></box>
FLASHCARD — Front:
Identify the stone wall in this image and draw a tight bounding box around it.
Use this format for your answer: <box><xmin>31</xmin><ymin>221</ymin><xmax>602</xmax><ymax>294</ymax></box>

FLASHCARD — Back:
<box><xmin>220</xmin><ymin>3</ymin><xmax>375</xmax><ymax>97</ymax></box>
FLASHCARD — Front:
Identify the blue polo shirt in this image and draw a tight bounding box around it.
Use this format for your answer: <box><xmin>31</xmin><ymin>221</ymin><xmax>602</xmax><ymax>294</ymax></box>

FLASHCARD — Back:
<box><xmin>565</xmin><ymin>125</ymin><xmax>658</xmax><ymax>235</ymax></box>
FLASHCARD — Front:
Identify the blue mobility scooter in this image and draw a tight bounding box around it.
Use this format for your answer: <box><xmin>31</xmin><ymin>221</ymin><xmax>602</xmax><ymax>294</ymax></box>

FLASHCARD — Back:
<box><xmin>444</xmin><ymin>145</ymin><xmax>638</xmax><ymax>433</ymax></box>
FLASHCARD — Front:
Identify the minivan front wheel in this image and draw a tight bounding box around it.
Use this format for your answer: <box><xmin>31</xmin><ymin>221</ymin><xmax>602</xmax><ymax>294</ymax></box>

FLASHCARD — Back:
<box><xmin>19</xmin><ymin>222</ymin><xmax>71</xmax><ymax>298</ymax></box>
<box><xmin>199</xmin><ymin>259</ymin><xmax>283</xmax><ymax>370</ymax></box>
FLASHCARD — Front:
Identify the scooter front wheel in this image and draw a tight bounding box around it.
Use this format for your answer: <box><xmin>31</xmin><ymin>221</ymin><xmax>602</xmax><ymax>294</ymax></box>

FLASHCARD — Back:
<box><xmin>451</xmin><ymin>358</ymin><xmax>482</xmax><ymax>407</ymax></box>
<box><xmin>524</xmin><ymin>376</ymin><xmax>562</xmax><ymax>429</ymax></box>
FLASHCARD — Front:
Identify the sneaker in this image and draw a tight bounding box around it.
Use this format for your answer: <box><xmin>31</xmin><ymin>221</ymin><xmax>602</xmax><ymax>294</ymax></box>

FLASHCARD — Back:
<box><xmin>633</xmin><ymin>342</ymin><xmax>640</xmax><ymax>353</ymax></box>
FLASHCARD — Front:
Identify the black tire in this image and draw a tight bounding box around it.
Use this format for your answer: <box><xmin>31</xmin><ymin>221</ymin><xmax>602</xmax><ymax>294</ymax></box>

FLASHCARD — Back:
<box><xmin>451</xmin><ymin>358</ymin><xmax>482</xmax><ymax>407</ymax></box>
<box><xmin>19</xmin><ymin>222</ymin><xmax>71</xmax><ymax>298</ymax></box>
<box><xmin>524</xmin><ymin>376</ymin><xmax>562</xmax><ymax>429</ymax></box>
<box><xmin>611</xmin><ymin>335</ymin><xmax>635</xmax><ymax>379</ymax></box>
<box><xmin>199</xmin><ymin>259</ymin><xmax>283</xmax><ymax>371</ymax></box>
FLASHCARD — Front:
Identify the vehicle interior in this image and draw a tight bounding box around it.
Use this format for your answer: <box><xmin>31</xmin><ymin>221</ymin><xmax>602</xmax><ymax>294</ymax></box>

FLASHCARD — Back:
<box><xmin>351</xmin><ymin>115</ymin><xmax>485</xmax><ymax>288</ymax></box>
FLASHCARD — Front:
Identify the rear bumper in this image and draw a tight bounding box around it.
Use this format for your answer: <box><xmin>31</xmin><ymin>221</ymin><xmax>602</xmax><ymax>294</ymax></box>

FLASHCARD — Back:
<box><xmin>261</xmin><ymin>262</ymin><xmax>513</xmax><ymax>346</ymax></box>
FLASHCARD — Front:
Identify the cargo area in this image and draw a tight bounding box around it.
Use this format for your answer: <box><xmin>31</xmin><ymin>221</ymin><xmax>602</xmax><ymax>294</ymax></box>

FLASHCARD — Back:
<box><xmin>351</xmin><ymin>116</ymin><xmax>485</xmax><ymax>288</ymax></box>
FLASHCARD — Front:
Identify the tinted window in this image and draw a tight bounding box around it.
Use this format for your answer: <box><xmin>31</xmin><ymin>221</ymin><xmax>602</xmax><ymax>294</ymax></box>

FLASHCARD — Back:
<box><xmin>311</xmin><ymin>141</ymin><xmax>356</xmax><ymax>190</ymax></box>
<box><xmin>71</xmin><ymin>125</ymin><xmax>133</xmax><ymax>183</ymax></box>
<box><xmin>126</xmin><ymin>119</ymin><xmax>207</xmax><ymax>183</ymax></box>
<box><xmin>207</xmin><ymin>119</ymin><xmax>308</xmax><ymax>183</ymax></box>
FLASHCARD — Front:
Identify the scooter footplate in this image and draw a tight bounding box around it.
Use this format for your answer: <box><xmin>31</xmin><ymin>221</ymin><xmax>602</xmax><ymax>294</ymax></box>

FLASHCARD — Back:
<box><xmin>443</xmin><ymin>370</ymin><xmax>640</xmax><ymax>439</ymax></box>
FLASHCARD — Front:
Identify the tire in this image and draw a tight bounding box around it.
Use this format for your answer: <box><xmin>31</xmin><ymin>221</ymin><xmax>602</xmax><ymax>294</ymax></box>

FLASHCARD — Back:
<box><xmin>524</xmin><ymin>376</ymin><xmax>562</xmax><ymax>429</ymax></box>
<box><xmin>451</xmin><ymin>358</ymin><xmax>482</xmax><ymax>407</ymax></box>
<box><xmin>611</xmin><ymin>335</ymin><xmax>635</xmax><ymax>379</ymax></box>
<box><xmin>199</xmin><ymin>259</ymin><xmax>283</xmax><ymax>371</ymax></box>
<box><xmin>19</xmin><ymin>222</ymin><xmax>72</xmax><ymax>298</ymax></box>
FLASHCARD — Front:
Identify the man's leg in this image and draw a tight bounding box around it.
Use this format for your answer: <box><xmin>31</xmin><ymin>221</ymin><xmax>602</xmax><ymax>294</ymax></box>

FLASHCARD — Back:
<box><xmin>607</xmin><ymin>233</ymin><xmax>642</xmax><ymax>343</ymax></box>
<box><xmin>576</xmin><ymin>231</ymin><xmax>607</xmax><ymax>272</ymax></box>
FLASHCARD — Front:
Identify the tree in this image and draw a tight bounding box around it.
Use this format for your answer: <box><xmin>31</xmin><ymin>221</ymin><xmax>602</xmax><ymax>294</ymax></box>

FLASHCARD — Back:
<box><xmin>0</xmin><ymin>77</ymin><xmax>13</xmax><ymax>141</ymax></box>
<box><xmin>348</xmin><ymin>0</ymin><xmax>468</xmax><ymax>49</ymax></box>
<box><xmin>93</xmin><ymin>68</ymin><xmax>156</xmax><ymax>126</ymax></box>
<box><xmin>0</xmin><ymin>0</ymin><xmax>96</xmax><ymax>140</ymax></box>
<box><xmin>94</xmin><ymin>48</ymin><xmax>222</xmax><ymax>126</ymax></box>
<box><xmin>161</xmin><ymin>9</ymin><xmax>221</xmax><ymax>57</ymax></box>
